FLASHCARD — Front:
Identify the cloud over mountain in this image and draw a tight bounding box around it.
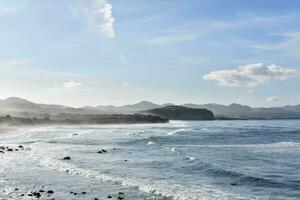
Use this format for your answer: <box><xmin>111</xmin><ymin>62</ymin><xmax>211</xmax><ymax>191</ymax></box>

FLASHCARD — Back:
<box><xmin>266</xmin><ymin>96</ymin><xmax>280</xmax><ymax>102</ymax></box>
<box><xmin>203</xmin><ymin>63</ymin><xmax>296</xmax><ymax>87</ymax></box>
<box><xmin>63</xmin><ymin>81</ymin><xmax>83</xmax><ymax>89</ymax></box>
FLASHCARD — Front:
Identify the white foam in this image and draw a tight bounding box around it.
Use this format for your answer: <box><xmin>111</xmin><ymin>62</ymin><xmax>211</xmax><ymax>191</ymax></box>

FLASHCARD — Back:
<box><xmin>167</xmin><ymin>128</ymin><xmax>192</xmax><ymax>135</ymax></box>
<box><xmin>27</xmin><ymin>142</ymin><xmax>253</xmax><ymax>200</ymax></box>
<box><xmin>173</xmin><ymin>142</ymin><xmax>300</xmax><ymax>149</ymax></box>
<box><xmin>186</xmin><ymin>155</ymin><xmax>195</xmax><ymax>161</ymax></box>
<box><xmin>146</xmin><ymin>141</ymin><xmax>156</xmax><ymax>145</ymax></box>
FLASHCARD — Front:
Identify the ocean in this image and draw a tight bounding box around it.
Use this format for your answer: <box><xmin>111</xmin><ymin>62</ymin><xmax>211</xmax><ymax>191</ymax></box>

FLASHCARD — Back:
<box><xmin>1</xmin><ymin>120</ymin><xmax>300</xmax><ymax>199</ymax></box>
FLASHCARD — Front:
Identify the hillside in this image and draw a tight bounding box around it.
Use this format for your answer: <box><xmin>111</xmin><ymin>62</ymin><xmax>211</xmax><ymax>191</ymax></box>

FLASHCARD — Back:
<box><xmin>142</xmin><ymin>106</ymin><xmax>214</xmax><ymax>120</ymax></box>
<box><xmin>1</xmin><ymin>97</ymin><xmax>300</xmax><ymax>120</ymax></box>
<box><xmin>0</xmin><ymin>114</ymin><xmax>168</xmax><ymax>126</ymax></box>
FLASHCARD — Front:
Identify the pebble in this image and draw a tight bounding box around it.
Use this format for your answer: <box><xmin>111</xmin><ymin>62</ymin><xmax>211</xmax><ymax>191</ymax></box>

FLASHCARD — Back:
<box><xmin>47</xmin><ymin>190</ymin><xmax>54</xmax><ymax>194</ymax></box>
<box><xmin>62</xmin><ymin>156</ymin><xmax>71</xmax><ymax>160</ymax></box>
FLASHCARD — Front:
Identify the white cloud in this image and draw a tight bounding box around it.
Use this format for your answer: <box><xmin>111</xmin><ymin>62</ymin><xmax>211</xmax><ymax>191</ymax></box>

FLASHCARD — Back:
<box><xmin>144</xmin><ymin>33</ymin><xmax>199</xmax><ymax>45</ymax></box>
<box><xmin>120</xmin><ymin>53</ymin><xmax>128</xmax><ymax>64</ymax></box>
<box><xmin>248</xmin><ymin>89</ymin><xmax>254</xmax><ymax>93</ymax></box>
<box><xmin>144</xmin><ymin>13</ymin><xmax>296</xmax><ymax>45</ymax></box>
<box><xmin>63</xmin><ymin>80</ymin><xmax>83</xmax><ymax>89</ymax></box>
<box><xmin>266</xmin><ymin>96</ymin><xmax>280</xmax><ymax>102</ymax></box>
<box><xmin>253</xmin><ymin>32</ymin><xmax>300</xmax><ymax>59</ymax></box>
<box><xmin>253</xmin><ymin>32</ymin><xmax>300</xmax><ymax>50</ymax></box>
<box><xmin>0</xmin><ymin>59</ymin><xmax>32</xmax><ymax>68</ymax></box>
<box><xmin>0</xmin><ymin>3</ymin><xmax>24</xmax><ymax>16</ymax></box>
<box><xmin>203</xmin><ymin>63</ymin><xmax>296</xmax><ymax>87</ymax></box>
<box><xmin>122</xmin><ymin>81</ymin><xmax>130</xmax><ymax>87</ymax></box>
<box><xmin>83</xmin><ymin>0</ymin><xmax>115</xmax><ymax>38</ymax></box>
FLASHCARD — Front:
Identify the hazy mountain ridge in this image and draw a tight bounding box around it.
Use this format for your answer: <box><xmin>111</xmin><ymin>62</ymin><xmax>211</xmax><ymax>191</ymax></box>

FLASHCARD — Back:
<box><xmin>142</xmin><ymin>106</ymin><xmax>214</xmax><ymax>120</ymax></box>
<box><xmin>0</xmin><ymin>97</ymin><xmax>300</xmax><ymax>119</ymax></box>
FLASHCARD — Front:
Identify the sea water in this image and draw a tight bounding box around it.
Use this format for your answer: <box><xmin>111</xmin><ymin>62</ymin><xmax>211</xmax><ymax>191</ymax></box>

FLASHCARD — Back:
<box><xmin>1</xmin><ymin>120</ymin><xmax>300</xmax><ymax>199</ymax></box>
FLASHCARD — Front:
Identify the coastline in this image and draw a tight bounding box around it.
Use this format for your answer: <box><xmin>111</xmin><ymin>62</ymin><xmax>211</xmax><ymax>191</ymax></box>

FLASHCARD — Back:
<box><xmin>1</xmin><ymin>120</ymin><xmax>300</xmax><ymax>199</ymax></box>
<box><xmin>0</xmin><ymin>114</ymin><xmax>169</xmax><ymax>127</ymax></box>
<box><xmin>0</xmin><ymin>126</ymin><xmax>17</xmax><ymax>134</ymax></box>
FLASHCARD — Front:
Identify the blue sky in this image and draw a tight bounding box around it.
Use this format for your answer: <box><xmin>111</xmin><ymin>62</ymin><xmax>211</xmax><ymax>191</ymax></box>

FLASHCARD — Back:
<box><xmin>0</xmin><ymin>0</ymin><xmax>299</xmax><ymax>107</ymax></box>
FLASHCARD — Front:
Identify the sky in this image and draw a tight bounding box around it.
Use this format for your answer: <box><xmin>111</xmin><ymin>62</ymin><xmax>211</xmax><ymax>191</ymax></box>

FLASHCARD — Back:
<box><xmin>0</xmin><ymin>0</ymin><xmax>299</xmax><ymax>107</ymax></box>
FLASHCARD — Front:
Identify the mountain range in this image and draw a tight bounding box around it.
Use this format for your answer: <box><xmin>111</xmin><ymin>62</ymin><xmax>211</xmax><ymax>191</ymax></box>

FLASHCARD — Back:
<box><xmin>1</xmin><ymin>97</ymin><xmax>300</xmax><ymax>119</ymax></box>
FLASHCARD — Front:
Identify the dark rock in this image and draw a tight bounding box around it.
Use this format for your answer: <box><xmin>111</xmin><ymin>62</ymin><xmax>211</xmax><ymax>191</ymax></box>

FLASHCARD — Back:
<box><xmin>97</xmin><ymin>151</ymin><xmax>103</xmax><ymax>154</ymax></box>
<box><xmin>0</xmin><ymin>146</ymin><xmax>5</xmax><ymax>150</ymax></box>
<box><xmin>18</xmin><ymin>145</ymin><xmax>24</xmax><ymax>148</ymax></box>
<box><xmin>33</xmin><ymin>191</ymin><xmax>41</xmax><ymax>198</ymax></box>
<box><xmin>102</xmin><ymin>149</ymin><xmax>107</xmax><ymax>153</ymax></box>
<box><xmin>62</xmin><ymin>156</ymin><xmax>71</xmax><ymax>160</ymax></box>
<box><xmin>117</xmin><ymin>197</ymin><xmax>124</xmax><ymax>200</ymax></box>
<box><xmin>107</xmin><ymin>196</ymin><xmax>112</xmax><ymax>199</ymax></box>
<box><xmin>118</xmin><ymin>192</ymin><xmax>125</xmax><ymax>195</ymax></box>
<box><xmin>14</xmin><ymin>188</ymin><xmax>19</xmax><ymax>191</ymax></box>
<box><xmin>230</xmin><ymin>182</ymin><xmax>238</xmax><ymax>186</ymax></box>
<box><xmin>0</xmin><ymin>151</ymin><xmax>4</xmax><ymax>154</ymax></box>
<box><xmin>39</xmin><ymin>190</ymin><xmax>45</xmax><ymax>193</ymax></box>
<box><xmin>47</xmin><ymin>190</ymin><xmax>54</xmax><ymax>194</ymax></box>
<box><xmin>81</xmin><ymin>191</ymin><xmax>87</xmax><ymax>194</ymax></box>
<box><xmin>7</xmin><ymin>148</ymin><xmax>13</xmax><ymax>152</ymax></box>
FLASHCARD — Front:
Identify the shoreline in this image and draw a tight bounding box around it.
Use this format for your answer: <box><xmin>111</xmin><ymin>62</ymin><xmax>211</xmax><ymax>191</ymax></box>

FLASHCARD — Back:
<box><xmin>0</xmin><ymin>126</ymin><xmax>17</xmax><ymax>134</ymax></box>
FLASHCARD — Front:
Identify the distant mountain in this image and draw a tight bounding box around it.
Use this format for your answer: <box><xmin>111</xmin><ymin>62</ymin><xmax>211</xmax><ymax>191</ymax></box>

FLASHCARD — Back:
<box><xmin>0</xmin><ymin>97</ymin><xmax>42</xmax><ymax>114</ymax></box>
<box><xmin>91</xmin><ymin>101</ymin><xmax>161</xmax><ymax>114</ymax></box>
<box><xmin>0</xmin><ymin>97</ymin><xmax>40</xmax><ymax>109</ymax></box>
<box><xmin>142</xmin><ymin>106</ymin><xmax>214</xmax><ymax>120</ymax></box>
<box><xmin>0</xmin><ymin>97</ymin><xmax>97</xmax><ymax>118</ymax></box>
<box><xmin>183</xmin><ymin>103</ymin><xmax>300</xmax><ymax>119</ymax></box>
<box><xmin>281</xmin><ymin>105</ymin><xmax>300</xmax><ymax>112</ymax></box>
<box><xmin>120</xmin><ymin>101</ymin><xmax>160</xmax><ymax>112</ymax></box>
<box><xmin>0</xmin><ymin>97</ymin><xmax>300</xmax><ymax>119</ymax></box>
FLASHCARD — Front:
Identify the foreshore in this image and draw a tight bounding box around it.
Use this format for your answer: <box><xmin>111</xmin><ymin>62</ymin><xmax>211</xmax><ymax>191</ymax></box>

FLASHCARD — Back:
<box><xmin>0</xmin><ymin>125</ymin><xmax>170</xmax><ymax>200</ymax></box>
<box><xmin>0</xmin><ymin>126</ymin><xmax>17</xmax><ymax>134</ymax></box>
